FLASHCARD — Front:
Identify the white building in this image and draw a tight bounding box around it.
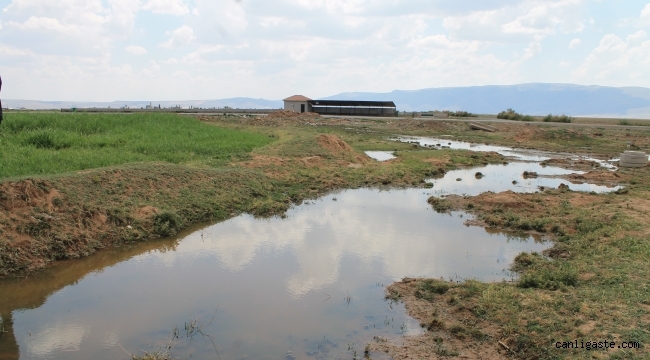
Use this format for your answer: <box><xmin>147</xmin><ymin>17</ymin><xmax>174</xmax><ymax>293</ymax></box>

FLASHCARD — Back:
<box><xmin>283</xmin><ymin>95</ymin><xmax>313</xmax><ymax>113</ymax></box>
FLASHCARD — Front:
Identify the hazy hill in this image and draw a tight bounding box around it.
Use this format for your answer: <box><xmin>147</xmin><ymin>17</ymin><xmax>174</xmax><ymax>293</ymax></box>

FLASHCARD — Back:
<box><xmin>323</xmin><ymin>83</ymin><xmax>650</xmax><ymax>118</ymax></box>
<box><xmin>2</xmin><ymin>98</ymin><xmax>283</xmax><ymax>110</ymax></box>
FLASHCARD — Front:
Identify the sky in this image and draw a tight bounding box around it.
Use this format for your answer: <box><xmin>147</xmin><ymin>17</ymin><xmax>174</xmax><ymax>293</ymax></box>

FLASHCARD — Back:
<box><xmin>0</xmin><ymin>0</ymin><xmax>649</xmax><ymax>101</ymax></box>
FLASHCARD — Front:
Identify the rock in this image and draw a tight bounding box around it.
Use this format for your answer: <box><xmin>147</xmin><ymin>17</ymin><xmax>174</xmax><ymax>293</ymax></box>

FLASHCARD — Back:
<box><xmin>523</xmin><ymin>171</ymin><xmax>538</xmax><ymax>178</ymax></box>
<box><xmin>559</xmin><ymin>183</ymin><xmax>570</xmax><ymax>190</ymax></box>
<box><xmin>475</xmin><ymin>172</ymin><xmax>484</xmax><ymax>179</ymax></box>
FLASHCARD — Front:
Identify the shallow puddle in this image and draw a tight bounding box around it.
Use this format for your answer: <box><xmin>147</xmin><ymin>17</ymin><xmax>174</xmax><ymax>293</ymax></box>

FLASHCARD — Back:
<box><xmin>394</xmin><ymin>136</ymin><xmax>618</xmax><ymax>169</ymax></box>
<box><xmin>365</xmin><ymin>151</ymin><xmax>396</xmax><ymax>162</ymax></box>
<box><xmin>428</xmin><ymin>162</ymin><xmax>620</xmax><ymax>196</ymax></box>
<box><xmin>0</xmin><ymin>189</ymin><xmax>548</xmax><ymax>360</ymax></box>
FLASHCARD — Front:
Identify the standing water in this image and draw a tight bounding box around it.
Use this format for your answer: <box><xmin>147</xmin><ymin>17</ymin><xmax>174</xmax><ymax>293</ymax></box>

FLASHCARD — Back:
<box><xmin>0</xmin><ymin>189</ymin><xmax>548</xmax><ymax>360</ymax></box>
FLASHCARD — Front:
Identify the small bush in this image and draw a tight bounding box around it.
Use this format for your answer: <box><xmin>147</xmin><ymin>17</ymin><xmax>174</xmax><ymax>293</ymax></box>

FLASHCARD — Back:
<box><xmin>518</xmin><ymin>264</ymin><xmax>578</xmax><ymax>290</ymax></box>
<box><xmin>497</xmin><ymin>109</ymin><xmax>534</xmax><ymax>121</ymax></box>
<box><xmin>543</xmin><ymin>114</ymin><xmax>573</xmax><ymax>123</ymax></box>
<box><xmin>153</xmin><ymin>212</ymin><xmax>182</xmax><ymax>237</ymax></box>
<box><xmin>444</xmin><ymin>110</ymin><xmax>477</xmax><ymax>118</ymax></box>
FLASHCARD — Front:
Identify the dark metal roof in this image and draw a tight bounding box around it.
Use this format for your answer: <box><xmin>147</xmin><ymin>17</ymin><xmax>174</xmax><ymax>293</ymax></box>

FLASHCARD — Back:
<box><xmin>308</xmin><ymin>100</ymin><xmax>396</xmax><ymax>108</ymax></box>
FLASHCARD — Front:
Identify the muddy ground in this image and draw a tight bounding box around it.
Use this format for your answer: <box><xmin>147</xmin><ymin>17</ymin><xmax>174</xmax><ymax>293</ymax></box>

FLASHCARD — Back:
<box><xmin>1</xmin><ymin>113</ymin><xmax>649</xmax><ymax>359</ymax></box>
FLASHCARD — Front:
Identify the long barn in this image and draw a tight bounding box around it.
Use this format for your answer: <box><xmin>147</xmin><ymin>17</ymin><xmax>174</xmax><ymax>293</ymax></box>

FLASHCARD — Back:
<box><xmin>283</xmin><ymin>95</ymin><xmax>396</xmax><ymax>117</ymax></box>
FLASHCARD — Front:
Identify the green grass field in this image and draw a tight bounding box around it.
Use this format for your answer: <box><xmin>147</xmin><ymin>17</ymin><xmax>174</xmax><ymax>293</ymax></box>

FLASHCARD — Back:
<box><xmin>0</xmin><ymin>113</ymin><xmax>274</xmax><ymax>179</ymax></box>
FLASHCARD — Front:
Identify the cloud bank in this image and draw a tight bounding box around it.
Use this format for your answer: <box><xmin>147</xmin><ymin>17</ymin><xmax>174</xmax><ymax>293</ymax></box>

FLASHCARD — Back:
<box><xmin>0</xmin><ymin>0</ymin><xmax>649</xmax><ymax>101</ymax></box>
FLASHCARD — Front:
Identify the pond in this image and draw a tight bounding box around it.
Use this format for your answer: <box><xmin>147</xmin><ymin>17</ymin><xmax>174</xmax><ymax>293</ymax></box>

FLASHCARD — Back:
<box><xmin>427</xmin><ymin>162</ymin><xmax>620</xmax><ymax>196</ymax></box>
<box><xmin>0</xmin><ymin>188</ymin><xmax>548</xmax><ymax>360</ymax></box>
<box><xmin>364</xmin><ymin>151</ymin><xmax>396</xmax><ymax>162</ymax></box>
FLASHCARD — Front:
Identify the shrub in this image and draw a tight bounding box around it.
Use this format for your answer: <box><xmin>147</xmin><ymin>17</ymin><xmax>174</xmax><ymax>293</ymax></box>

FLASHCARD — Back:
<box><xmin>497</xmin><ymin>109</ymin><xmax>534</xmax><ymax>121</ymax></box>
<box><xmin>543</xmin><ymin>114</ymin><xmax>573</xmax><ymax>123</ymax></box>
<box><xmin>518</xmin><ymin>264</ymin><xmax>578</xmax><ymax>290</ymax></box>
<box><xmin>153</xmin><ymin>212</ymin><xmax>182</xmax><ymax>237</ymax></box>
<box><xmin>444</xmin><ymin>111</ymin><xmax>477</xmax><ymax>118</ymax></box>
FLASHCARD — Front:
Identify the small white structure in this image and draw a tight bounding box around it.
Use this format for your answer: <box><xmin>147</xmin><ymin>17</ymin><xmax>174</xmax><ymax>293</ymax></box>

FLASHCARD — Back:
<box><xmin>283</xmin><ymin>95</ymin><xmax>312</xmax><ymax>113</ymax></box>
<box><xmin>619</xmin><ymin>151</ymin><xmax>648</xmax><ymax>168</ymax></box>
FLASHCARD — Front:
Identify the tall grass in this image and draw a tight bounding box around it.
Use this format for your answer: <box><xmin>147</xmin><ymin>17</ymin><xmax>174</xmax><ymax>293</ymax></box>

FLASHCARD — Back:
<box><xmin>619</xmin><ymin>119</ymin><xmax>650</xmax><ymax>126</ymax></box>
<box><xmin>0</xmin><ymin>113</ymin><xmax>274</xmax><ymax>178</ymax></box>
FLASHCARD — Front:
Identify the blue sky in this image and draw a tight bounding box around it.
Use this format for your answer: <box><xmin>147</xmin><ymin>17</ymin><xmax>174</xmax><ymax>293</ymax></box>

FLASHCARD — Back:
<box><xmin>0</xmin><ymin>0</ymin><xmax>649</xmax><ymax>101</ymax></box>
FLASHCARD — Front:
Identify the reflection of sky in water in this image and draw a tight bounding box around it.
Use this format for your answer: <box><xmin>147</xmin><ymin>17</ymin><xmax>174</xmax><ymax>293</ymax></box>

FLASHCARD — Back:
<box><xmin>393</xmin><ymin>136</ymin><xmax>621</xmax><ymax>169</ymax></box>
<box><xmin>394</xmin><ymin>136</ymin><xmax>551</xmax><ymax>161</ymax></box>
<box><xmin>428</xmin><ymin>163</ymin><xmax>620</xmax><ymax>196</ymax></box>
<box><xmin>365</xmin><ymin>151</ymin><xmax>396</xmax><ymax>161</ymax></box>
<box><xmin>6</xmin><ymin>189</ymin><xmax>548</xmax><ymax>360</ymax></box>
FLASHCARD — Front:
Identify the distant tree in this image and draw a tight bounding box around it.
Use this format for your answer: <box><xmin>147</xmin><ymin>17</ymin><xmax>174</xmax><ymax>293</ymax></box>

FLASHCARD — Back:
<box><xmin>444</xmin><ymin>110</ymin><xmax>478</xmax><ymax>118</ymax></box>
<box><xmin>543</xmin><ymin>114</ymin><xmax>573</xmax><ymax>123</ymax></box>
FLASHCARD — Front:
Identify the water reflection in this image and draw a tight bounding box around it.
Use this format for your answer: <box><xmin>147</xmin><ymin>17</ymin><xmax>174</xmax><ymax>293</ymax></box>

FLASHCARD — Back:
<box><xmin>0</xmin><ymin>189</ymin><xmax>548</xmax><ymax>360</ymax></box>
<box><xmin>428</xmin><ymin>162</ymin><xmax>620</xmax><ymax>196</ymax></box>
<box><xmin>394</xmin><ymin>136</ymin><xmax>618</xmax><ymax>169</ymax></box>
<box><xmin>365</xmin><ymin>151</ymin><xmax>396</xmax><ymax>162</ymax></box>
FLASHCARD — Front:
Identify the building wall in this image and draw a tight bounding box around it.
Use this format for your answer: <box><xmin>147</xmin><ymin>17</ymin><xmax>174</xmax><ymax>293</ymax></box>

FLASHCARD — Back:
<box><xmin>284</xmin><ymin>101</ymin><xmax>312</xmax><ymax>113</ymax></box>
<box><xmin>311</xmin><ymin>106</ymin><xmax>396</xmax><ymax>117</ymax></box>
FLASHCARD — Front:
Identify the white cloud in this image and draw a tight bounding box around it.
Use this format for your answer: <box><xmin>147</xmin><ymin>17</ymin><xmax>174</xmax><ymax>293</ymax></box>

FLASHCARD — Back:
<box><xmin>642</xmin><ymin>3</ymin><xmax>650</xmax><ymax>19</ymax></box>
<box><xmin>142</xmin><ymin>0</ymin><xmax>189</xmax><ymax>16</ymax></box>
<box><xmin>569</xmin><ymin>38</ymin><xmax>581</xmax><ymax>49</ymax></box>
<box><xmin>573</xmin><ymin>31</ymin><xmax>650</xmax><ymax>85</ymax></box>
<box><xmin>140</xmin><ymin>60</ymin><xmax>161</xmax><ymax>76</ymax></box>
<box><xmin>125</xmin><ymin>45</ymin><xmax>147</xmax><ymax>55</ymax></box>
<box><xmin>0</xmin><ymin>0</ymin><xmax>647</xmax><ymax>101</ymax></box>
<box><xmin>442</xmin><ymin>0</ymin><xmax>586</xmax><ymax>43</ymax></box>
<box><xmin>104</xmin><ymin>0</ymin><xmax>142</xmax><ymax>39</ymax></box>
<box><xmin>160</xmin><ymin>25</ymin><xmax>195</xmax><ymax>48</ymax></box>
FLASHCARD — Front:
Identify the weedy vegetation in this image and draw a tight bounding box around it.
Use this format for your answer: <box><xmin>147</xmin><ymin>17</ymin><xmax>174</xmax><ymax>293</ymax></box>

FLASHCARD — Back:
<box><xmin>0</xmin><ymin>112</ymin><xmax>274</xmax><ymax>179</ymax></box>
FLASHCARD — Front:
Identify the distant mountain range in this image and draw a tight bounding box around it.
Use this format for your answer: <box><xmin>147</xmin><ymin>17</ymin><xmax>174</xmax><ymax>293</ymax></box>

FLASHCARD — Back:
<box><xmin>323</xmin><ymin>84</ymin><xmax>650</xmax><ymax>118</ymax></box>
<box><xmin>5</xmin><ymin>84</ymin><xmax>650</xmax><ymax>118</ymax></box>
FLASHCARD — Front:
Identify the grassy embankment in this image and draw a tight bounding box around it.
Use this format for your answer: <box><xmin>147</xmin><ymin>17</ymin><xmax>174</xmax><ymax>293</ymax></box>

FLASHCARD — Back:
<box><xmin>0</xmin><ymin>113</ymin><xmax>503</xmax><ymax>276</ymax></box>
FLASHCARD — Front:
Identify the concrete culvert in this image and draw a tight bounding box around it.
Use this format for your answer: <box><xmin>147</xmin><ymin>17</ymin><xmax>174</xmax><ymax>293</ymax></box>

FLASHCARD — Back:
<box><xmin>619</xmin><ymin>151</ymin><xmax>648</xmax><ymax>168</ymax></box>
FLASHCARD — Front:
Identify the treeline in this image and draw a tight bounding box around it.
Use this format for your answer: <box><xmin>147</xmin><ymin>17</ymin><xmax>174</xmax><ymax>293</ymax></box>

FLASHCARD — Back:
<box><xmin>497</xmin><ymin>108</ymin><xmax>573</xmax><ymax>123</ymax></box>
<box><xmin>444</xmin><ymin>110</ymin><xmax>478</xmax><ymax>118</ymax></box>
<box><xmin>543</xmin><ymin>114</ymin><xmax>573</xmax><ymax>123</ymax></box>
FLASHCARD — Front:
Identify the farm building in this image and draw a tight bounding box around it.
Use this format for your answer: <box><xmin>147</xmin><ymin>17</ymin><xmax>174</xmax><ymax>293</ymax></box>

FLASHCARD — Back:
<box><xmin>283</xmin><ymin>95</ymin><xmax>397</xmax><ymax>117</ymax></box>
